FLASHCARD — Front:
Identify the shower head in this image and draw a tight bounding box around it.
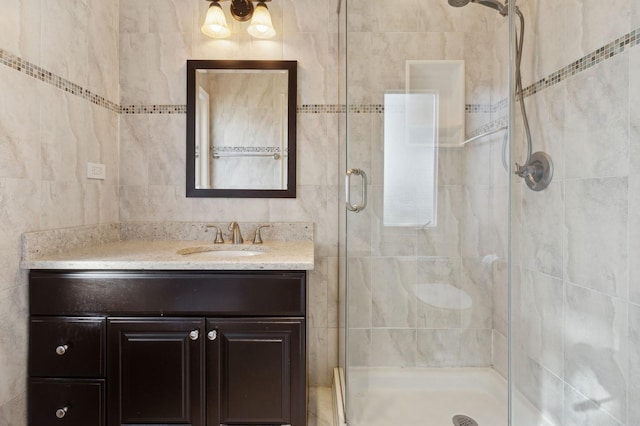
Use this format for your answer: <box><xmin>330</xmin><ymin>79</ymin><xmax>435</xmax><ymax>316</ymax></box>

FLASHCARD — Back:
<box><xmin>475</xmin><ymin>0</ymin><xmax>507</xmax><ymax>15</ymax></box>
<box><xmin>447</xmin><ymin>0</ymin><xmax>471</xmax><ymax>6</ymax></box>
<box><xmin>447</xmin><ymin>0</ymin><xmax>507</xmax><ymax>16</ymax></box>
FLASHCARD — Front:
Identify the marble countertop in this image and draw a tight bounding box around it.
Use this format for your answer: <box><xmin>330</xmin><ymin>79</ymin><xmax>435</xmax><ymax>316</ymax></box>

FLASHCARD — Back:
<box><xmin>21</xmin><ymin>239</ymin><xmax>315</xmax><ymax>271</ymax></box>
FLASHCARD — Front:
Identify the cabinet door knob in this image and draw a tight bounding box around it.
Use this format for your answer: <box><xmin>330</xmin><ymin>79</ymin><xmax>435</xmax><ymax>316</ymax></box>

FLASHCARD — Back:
<box><xmin>55</xmin><ymin>345</ymin><xmax>68</xmax><ymax>355</ymax></box>
<box><xmin>207</xmin><ymin>330</ymin><xmax>218</xmax><ymax>341</ymax></box>
<box><xmin>55</xmin><ymin>406</ymin><xmax>68</xmax><ymax>418</ymax></box>
<box><xmin>189</xmin><ymin>330</ymin><xmax>199</xmax><ymax>340</ymax></box>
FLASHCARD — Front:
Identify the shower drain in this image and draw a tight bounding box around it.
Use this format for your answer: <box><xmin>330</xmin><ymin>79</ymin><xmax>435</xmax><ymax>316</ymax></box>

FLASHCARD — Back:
<box><xmin>452</xmin><ymin>414</ymin><xmax>479</xmax><ymax>426</ymax></box>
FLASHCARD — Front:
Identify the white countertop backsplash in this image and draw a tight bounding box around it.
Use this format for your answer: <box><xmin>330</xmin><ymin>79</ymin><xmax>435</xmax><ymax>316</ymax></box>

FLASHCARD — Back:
<box><xmin>21</xmin><ymin>222</ymin><xmax>314</xmax><ymax>271</ymax></box>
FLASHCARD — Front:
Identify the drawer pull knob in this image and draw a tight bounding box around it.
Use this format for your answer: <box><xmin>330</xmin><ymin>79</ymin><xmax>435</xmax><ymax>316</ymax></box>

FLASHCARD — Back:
<box><xmin>207</xmin><ymin>330</ymin><xmax>218</xmax><ymax>341</ymax></box>
<box><xmin>189</xmin><ymin>330</ymin><xmax>199</xmax><ymax>340</ymax></box>
<box><xmin>55</xmin><ymin>407</ymin><xmax>68</xmax><ymax>418</ymax></box>
<box><xmin>55</xmin><ymin>345</ymin><xmax>68</xmax><ymax>355</ymax></box>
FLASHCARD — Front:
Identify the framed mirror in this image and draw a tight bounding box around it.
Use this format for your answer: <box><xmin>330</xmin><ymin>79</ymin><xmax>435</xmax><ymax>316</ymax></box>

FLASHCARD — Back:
<box><xmin>186</xmin><ymin>60</ymin><xmax>297</xmax><ymax>198</ymax></box>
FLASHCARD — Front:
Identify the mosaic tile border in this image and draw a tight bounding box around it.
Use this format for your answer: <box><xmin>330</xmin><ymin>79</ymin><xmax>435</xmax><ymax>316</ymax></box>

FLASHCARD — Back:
<box><xmin>346</xmin><ymin>103</ymin><xmax>495</xmax><ymax>114</ymax></box>
<box><xmin>348</xmin><ymin>104</ymin><xmax>384</xmax><ymax>114</ymax></box>
<box><xmin>0</xmin><ymin>48</ymin><xmax>120</xmax><ymax>114</ymax></box>
<box><xmin>297</xmin><ymin>104</ymin><xmax>345</xmax><ymax>114</ymax></box>
<box><xmin>213</xmin><ymin>146</ymin><xmax>283</xmax><ymax>153</ymax></box>
<box><xmin>521</xmin><ymin>27</ymin><xmax>640</xmax><ymax>99</ymax></box>
<box><xmin>467</xmin><ymin>116</ymin><xmax>508</xmax><ymax>140</ymax></box>
<box><xmin>120</xmin><ymin>105</ymin><xmax>187</xmax><ymax>114</ymax></box>
<box><xmin>1</xmin><ymin>26</ymin><xmax>638</xmax><ymax>116</ymax></box>
<box><xmin>466</xmin><ymin>104</ymin><xmax>494</xmax><ymax>113</ymax></box>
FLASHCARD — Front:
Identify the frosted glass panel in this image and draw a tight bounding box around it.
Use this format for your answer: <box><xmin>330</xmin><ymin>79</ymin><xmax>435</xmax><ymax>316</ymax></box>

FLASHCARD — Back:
<box><xmin>383</xmin><ymin>93</ymin><xmax>438</xmax><ymax>227</ymax></box>
<box><xmin>406</xmin><ymin>60</ymin><xmax>465</xmax><ymax>147</ymax></box>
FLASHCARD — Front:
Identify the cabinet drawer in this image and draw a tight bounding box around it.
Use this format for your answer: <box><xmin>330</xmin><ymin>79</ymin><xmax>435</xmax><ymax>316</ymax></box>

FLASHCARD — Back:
<box><xmin>30</xmin><ymin>317</ymin><xmax>105</xmax><ymax>377</ymax></box>
<box><xmin>29</xmin><ymin>379</ymin><xmax>104</xmax><ymax>426</ymax></box>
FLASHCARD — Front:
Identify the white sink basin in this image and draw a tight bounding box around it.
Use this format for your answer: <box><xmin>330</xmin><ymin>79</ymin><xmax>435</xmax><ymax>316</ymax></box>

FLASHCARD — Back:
<box><xmin>199</xmin><ymin>250</ymin><xmax>263</xmax><ymax>257</ymax></box>
<box><xmin>177</xmin><ymin>245</ymin><xmax>269</xmax><ymax>257</ymax></box>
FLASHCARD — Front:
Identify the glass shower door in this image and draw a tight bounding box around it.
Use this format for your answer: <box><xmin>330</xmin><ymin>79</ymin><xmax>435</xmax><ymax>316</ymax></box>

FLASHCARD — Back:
<box><xmin>339</xmin><ymin>0</ymin><xmax>513</xmax><ymax>424</ymax></box>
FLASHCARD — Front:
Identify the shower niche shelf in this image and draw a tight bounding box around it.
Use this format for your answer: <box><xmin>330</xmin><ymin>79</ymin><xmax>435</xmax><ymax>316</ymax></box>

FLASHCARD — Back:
<box><xmin>406</xmin><ymin>60</ymin><xmax>465</xmax><ymax>147</ymax></box>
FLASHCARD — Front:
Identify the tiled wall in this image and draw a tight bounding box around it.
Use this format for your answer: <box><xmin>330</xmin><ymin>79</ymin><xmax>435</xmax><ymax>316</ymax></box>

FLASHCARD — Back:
<box><xmin>117</xmin><ymin>0</ymin><xmax>341</xmax><ymax>387</ymax></box>
<box><xmin>511</xmin><ymin>0</ymin><xmax>640</xmax><ymax>424</ymax></box>
<box><xmin>0</xmin><ymin>0</ymin><xmax>120</xmax><ymax>422</ymax></box>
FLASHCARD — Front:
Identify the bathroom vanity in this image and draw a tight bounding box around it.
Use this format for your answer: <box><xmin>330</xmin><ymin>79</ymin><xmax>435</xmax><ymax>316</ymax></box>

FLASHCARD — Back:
<box><xmin>22</xmin><ymin>223</ymin><xmax>314</xmax><ymax>426</ymax></box>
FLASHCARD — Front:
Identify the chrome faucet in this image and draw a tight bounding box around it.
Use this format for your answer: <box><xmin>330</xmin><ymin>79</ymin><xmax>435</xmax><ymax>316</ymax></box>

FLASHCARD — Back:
<box><xmin>228</xmin><ymin>221</ymin><xmax>244</xmax><ymax>244</ymax></box>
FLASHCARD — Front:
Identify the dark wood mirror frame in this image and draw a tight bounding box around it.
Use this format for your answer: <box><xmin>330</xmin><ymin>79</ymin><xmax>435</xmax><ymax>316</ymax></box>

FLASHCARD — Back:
<box><xmin>186</xmin><ymin>60</ymin><xmax>297</xmax><ymax>198</ymax></box>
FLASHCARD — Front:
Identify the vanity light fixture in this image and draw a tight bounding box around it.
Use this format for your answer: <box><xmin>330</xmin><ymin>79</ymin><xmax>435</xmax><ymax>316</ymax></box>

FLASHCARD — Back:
<box><xmin>201</xmin><ymin>1</ymin><xmax>231</xmax><ymax>38</ymax></box>
<box><xmin>247</xmin><ymin>2</ymin><xmax>276</xmax><ymax>39</ymax></box>
<box><xmin>202</xmin><ymin>0</ymin><xmax>276</xmax><ymax>39</ymax></box>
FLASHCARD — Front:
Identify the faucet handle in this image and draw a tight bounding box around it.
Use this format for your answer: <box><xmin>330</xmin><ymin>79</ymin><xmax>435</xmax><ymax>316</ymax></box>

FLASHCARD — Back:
<box><xmin>253</xmin><ymin>225</ymin><xmax>271</xmax><ymax>244</ymax></box>
<box><xmin>206</xmin><ymin>225</ymin><xmax>225</xmax><ymax>244</ymax></box>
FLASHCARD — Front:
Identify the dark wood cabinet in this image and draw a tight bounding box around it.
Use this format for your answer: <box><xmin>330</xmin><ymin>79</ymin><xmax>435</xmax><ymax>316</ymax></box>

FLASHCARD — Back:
<box><xmin>28</xmin><ymin>270</ymin><xmax>307</xmax><ymax>426</ymax></box>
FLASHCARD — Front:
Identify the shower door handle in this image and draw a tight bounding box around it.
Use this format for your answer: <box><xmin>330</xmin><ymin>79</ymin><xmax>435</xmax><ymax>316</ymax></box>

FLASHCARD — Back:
<box><xmin>346</xmin><ymin>168</ymin><xmax>367</xmax><ymax>212</ymax></box>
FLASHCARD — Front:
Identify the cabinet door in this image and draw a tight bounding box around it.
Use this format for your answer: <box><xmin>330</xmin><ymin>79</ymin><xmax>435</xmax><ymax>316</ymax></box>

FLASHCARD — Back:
<box><xmin>206</xmin><ymin>318</ymin><xmax>305</xmax><ymax>426</ymax></box>
<box><xmin>107</xmin><ymin>318</ymin><xmax>205</xmax><ymax>426</ymax></box>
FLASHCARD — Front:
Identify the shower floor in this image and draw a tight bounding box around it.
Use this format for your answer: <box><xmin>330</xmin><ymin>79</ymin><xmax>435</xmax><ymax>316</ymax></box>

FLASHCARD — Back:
<box><xmin>345</xmin><ymin>367</ymin><xmax>554</xmax><ymax>426</ymax></box>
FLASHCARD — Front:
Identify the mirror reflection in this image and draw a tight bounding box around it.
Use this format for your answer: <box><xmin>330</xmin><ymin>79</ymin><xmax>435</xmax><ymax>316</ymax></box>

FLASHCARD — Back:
<box><xmin>187</xmin><ymin>60</ymin><xmax>297</xmax><ymax>198</ymax></box>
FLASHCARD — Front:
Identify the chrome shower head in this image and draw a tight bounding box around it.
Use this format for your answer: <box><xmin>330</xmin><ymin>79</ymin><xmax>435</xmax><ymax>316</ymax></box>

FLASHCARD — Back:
<box><xmin>448</xmin><ymin>0</ymin><xmax>507</xmax><ymax>16</ymax></box>
<box><xmin>475</xmin><ymin>0</ymin><xmax>507</xmax><ymax>15</ymax></box>
<box><xmin>447</xmin><ymin>0</ymin><xmax>471</xmax><ymax>6</ymax></box>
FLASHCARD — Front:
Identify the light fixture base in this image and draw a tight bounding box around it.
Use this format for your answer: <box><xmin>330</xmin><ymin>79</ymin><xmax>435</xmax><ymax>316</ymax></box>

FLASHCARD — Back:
<box><xmin>202</xmin><ymin>0</ymin><xmax>275</xmax><ymax>39</ymax></box>
<box><xmin>230</xmin><ymin>0</ymin><xmax>254</xmax><ymax>21</ymax></box>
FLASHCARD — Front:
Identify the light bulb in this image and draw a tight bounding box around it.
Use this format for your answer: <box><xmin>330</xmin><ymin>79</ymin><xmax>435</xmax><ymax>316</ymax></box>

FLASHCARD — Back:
<box><xmin>201</xmin><ymin>2</ymin><xmax>231</xmax><ymax>39</ymax></box>
<box><xmin>247</xmin><ymin>2</ymin><xmax>276</xmax><ymax>39</ymax></box>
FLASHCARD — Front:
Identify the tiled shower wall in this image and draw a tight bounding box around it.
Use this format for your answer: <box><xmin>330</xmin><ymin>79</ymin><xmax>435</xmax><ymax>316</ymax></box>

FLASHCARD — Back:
<box><xmin>117</xmin><ymin>0</ymin><xmax>341</xmax><ymax>388</ymax></box>
<box><xmin>511</xmin><ymin>0</ymin><xmax>640</xmax><ymax>424</ymax></box>
<box><xmin>345</xmin><ymin>0</ymin><xmax>507</xmax><ymax>369</ymax></box>
<box><xmin>0</xmin><ymin>0</ymin><xmax>120</xmax><ymax>422</ymax></box>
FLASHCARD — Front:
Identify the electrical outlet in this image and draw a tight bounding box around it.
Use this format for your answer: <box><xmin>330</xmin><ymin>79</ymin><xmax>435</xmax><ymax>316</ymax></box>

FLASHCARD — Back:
<box><xmin>87</xmin><ymin>162</ymin><xmax>106</xmax><ymax>180</ymax></box>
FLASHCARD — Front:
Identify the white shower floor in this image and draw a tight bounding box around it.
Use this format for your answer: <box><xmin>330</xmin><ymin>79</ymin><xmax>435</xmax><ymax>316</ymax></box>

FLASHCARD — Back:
<box><xmin>345</xmin><ymin>368</ymin><xmax>554</xmax><ymax>426</ymax></box>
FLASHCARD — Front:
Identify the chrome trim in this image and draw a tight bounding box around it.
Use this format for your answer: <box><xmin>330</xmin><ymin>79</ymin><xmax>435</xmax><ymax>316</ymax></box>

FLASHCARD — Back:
<box><xmin>346</xmin><ymin>168</ymin><xmax>368</xmax><ymax>213</ymax></box>
<box><xmin>462</xmin><ymin>126</ymin><xmax>508</xmax><ymax>145</ymax></box>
